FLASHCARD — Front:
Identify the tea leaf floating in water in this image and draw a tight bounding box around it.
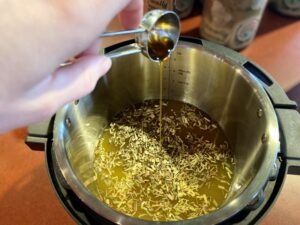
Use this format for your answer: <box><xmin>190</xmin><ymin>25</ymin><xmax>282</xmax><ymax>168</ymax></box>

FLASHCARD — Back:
<box><xmin>93</xmin><ymin>100</ymin><xmax>235</xmax><ymax>221</ymax></box>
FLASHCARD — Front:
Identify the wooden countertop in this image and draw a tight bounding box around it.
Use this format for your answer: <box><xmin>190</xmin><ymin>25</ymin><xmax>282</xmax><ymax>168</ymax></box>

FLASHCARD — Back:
<box><xmin>0</xmin><ymin>8</ymin><xmax>299</xmax><ymax>225</ymax></box>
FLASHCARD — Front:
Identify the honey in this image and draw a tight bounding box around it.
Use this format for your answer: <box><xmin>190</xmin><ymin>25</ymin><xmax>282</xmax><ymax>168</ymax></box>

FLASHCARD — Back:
<box><xmin>148</xmin><ymin>34</ymin><xmax>174</xmax><ymax>148</ymax></box>
<box><xmin>148</xmin><ymin>33</ymin><xmax>174</xmax><ymax>61</ymax></box>
<box><xmin>159</xmin><ymin>61</ymin><xmax>164</xmax><ymax>148</ymax></box>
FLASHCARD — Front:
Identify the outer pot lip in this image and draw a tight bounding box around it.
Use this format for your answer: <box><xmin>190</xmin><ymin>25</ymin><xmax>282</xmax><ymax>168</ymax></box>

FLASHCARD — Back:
<box><xmin>53</xmin><ymin>38</ymin><xmax>280</xmax><ymax>225</ymax></box>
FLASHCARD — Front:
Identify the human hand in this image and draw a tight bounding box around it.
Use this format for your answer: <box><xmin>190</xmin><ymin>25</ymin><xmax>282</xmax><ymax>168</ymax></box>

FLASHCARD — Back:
<box><xmin>0</xmin><ymin>0</ymin><xmax>143</xmax><ymax>133</ymax></box>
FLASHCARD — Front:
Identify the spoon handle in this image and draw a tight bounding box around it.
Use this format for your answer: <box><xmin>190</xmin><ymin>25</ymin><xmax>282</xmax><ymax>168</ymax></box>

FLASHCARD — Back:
<box><xmin>99</xmin><ymin>28</ymin><xmax>145</xmax><ymax>38</ymax></box>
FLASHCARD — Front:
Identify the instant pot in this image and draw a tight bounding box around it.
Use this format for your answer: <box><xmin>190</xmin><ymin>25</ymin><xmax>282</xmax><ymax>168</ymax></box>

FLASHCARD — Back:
<box><xmin>26</xmin><ymin>37</ymin><xmax>300</xmax><ymax>225</ymax></box>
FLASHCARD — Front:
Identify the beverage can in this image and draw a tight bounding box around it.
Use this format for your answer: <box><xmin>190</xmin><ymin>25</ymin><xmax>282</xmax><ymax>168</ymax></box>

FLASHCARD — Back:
<box><xmin>147</xmin><ymin>0</ymin><xmax>195</xmax><ymax>18</ymax></box>
<box><xmin>200</xmin><ymin>0</ymin><xmax>268</xmax><ymax>50</ymax></box>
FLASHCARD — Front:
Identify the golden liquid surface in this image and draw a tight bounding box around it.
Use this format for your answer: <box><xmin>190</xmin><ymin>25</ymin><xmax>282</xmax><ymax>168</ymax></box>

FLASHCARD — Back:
<box><xmin>93</xmin><ymin>100</ymin><xmax>235</xmax><ymax>221</ymax></box>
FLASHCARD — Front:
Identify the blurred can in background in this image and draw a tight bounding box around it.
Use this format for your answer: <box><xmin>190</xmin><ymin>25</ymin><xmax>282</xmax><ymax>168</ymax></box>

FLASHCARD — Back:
<box><xmin>147</xmin><ymin>0</ymin><xmax>195</xmax><ymax>18</ymax></box>
<box><xmin>200</xmin><ymin>0</ymin><xmax>268</xmax><ymax>50</ymax></box>
<box><xmin>269</xmin><ymin>0</ymin><xmax>300</xmax><ymax>17</ymax></box>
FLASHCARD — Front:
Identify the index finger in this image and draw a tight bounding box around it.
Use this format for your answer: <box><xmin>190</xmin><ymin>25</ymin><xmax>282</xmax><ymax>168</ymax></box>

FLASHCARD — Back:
<box><xmin>119</xmin><ymin>0</ymin><xmax>143</xmax><ymax>29</ymax></box>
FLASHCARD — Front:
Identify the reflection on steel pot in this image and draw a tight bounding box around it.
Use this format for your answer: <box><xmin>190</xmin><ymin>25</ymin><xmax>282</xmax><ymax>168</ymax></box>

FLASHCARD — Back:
<box><xmin>50</xmin><ymin>37</ymin><xmax>287</xmax><ymax>225</ymax></box>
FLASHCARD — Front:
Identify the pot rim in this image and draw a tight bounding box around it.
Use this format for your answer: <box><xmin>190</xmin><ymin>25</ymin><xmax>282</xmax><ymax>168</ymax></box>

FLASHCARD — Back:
<box><xmin>53</xmin><ymin>38</ymin><xmax>280</xmax><ymax>225</ymax></box>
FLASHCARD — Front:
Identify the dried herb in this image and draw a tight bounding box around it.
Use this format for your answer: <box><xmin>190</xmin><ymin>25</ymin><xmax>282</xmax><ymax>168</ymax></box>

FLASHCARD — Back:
<box><xmin>93</xmin><ymin>100</ymin><xmax>235</xmax><ymax>221</ymax></box>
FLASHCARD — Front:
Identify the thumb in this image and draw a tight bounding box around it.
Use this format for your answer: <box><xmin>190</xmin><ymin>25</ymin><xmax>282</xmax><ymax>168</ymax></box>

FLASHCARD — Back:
<box><xmin>50</xmin><ymin>54</ymin><xmax>111</xmax><ymax>104</ymax></box>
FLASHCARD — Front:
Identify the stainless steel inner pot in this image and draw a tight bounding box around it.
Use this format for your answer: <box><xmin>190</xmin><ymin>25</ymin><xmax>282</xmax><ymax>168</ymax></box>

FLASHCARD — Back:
<box><xmin>53</xmin><ymin>38</ymin><xmax>280</xmax><ymax>225</ymax></box>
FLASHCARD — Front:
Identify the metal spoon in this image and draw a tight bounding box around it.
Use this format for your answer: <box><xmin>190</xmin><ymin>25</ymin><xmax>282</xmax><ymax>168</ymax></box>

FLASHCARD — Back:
<box><xmin>100</xmin><ymin>10</ymin><xmax>180</xmax><ymax>62</ymax></box>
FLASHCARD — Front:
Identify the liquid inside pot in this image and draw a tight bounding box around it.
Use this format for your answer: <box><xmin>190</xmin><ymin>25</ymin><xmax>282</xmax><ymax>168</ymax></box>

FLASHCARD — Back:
<box><xmin>93</xmin><ymin>100</ymin><xmax>235</xmax><ymax>221</ymax></box>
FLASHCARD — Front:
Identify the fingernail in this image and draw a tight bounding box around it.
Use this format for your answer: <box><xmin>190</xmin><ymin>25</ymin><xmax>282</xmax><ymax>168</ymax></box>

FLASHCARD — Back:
<box><xmin>101</xmin><ymin>56</ymin><xmax>112</xmax><ymax>71</ymax></box>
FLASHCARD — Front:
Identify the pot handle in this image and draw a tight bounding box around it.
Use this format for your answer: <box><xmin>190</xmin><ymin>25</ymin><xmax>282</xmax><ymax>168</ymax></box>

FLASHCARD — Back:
<box><xmin>276</xmin><ymin>108</ymin><xmax>300</xmax><ymax>175</ymax></box>
<box><xmin>25</xmin><ymin>117</ymin><xmax>54</xmax><ymax>151</ymax></box>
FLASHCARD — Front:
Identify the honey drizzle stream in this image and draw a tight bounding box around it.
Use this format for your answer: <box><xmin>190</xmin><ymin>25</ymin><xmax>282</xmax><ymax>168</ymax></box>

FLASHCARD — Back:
<box><xmin>148</xmin><ymin>35</ymin><xmax>174</xmax><ymax>148</ymax></box>
<box><xmin>159</xmin><ymin>61</ymin><xmax>163</xmax><ymax>149</ymax></box>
